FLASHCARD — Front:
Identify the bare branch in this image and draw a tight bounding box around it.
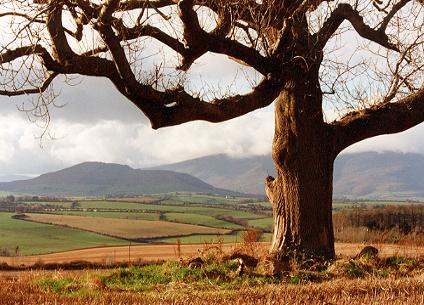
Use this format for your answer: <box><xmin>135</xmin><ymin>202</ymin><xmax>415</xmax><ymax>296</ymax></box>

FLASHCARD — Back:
<box><xmin>46</xmin><ymin>2</ymin><xmax>75</xmax><ymax>61</ymax></box>
<box><xmin>114</xmin><ymin>22</ymin><xmax>186</xmax><ymax>55</ymax></box>
<box><xmin>141</xmin><ymin>76</ymin><xmax>283</xmax><ymax>129</ymax></box>
<box><xmin>379</xmin><ymin>0</ymin><xmax>412</xmax><ymax>33</ymax></box>
<box><xmin>0</xmin><ymin>72</ymin><xmax>58</xmax><ymax>97</ymax></box>
<box><xmin>332</xmin><ymin>86</ymin><xmax>424</xmax><ymax>153</ymax></box>
<box><xmin>0</xmin><ymin>11</ymin><xmax>45</xmax><ymax>23</ymax></box>
<box><xmin>1</xmin><ymin>46</ymin><xmax>44</xmax><ymax>64</ymax></box>
<box><xmin>119</xmin><ymin>0</ymin><xmax>176</xmax><ymax>11</ymax></box>
<box><xmin>313</xmin><ymin>3</ymin><xmax>400</xmax><ymax>52</ymax></box>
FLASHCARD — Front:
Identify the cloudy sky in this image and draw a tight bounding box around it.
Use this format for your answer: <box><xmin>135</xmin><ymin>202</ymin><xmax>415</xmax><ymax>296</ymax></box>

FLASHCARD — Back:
<box><xmin>0</xmin><ymin>2</ymin><xmax>422</xmax><ymax>180</ymax></box>
<box><xmin>1</xmin><ymin>33</ymin><xmax>423</xmax><ymax>179</ymax></box>
<box><xmin>1</xmin><ymin>61</ymin><xmax>424</xmax><ymax>180</ymax></box>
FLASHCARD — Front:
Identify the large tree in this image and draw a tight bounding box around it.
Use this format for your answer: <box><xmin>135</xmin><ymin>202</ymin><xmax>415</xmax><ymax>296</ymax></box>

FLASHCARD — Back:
<box><xmin>0</xmin><ymin>0</ymin><xmax>423</xmax><ymax>258</ymax></box>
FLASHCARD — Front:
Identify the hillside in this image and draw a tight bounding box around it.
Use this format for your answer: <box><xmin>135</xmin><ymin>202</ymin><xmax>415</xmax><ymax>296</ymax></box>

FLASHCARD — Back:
<box><xmin>150</xmin><ymin>154</ymin><xmax>275</xmax><ymax>195</ymax></box>
<box><xmin>333</xmin><ymin>151</ymin><xmax>424</xmax><ymax>199</ymax></box>
<box><xmin>152</xmin><ymin>152</ymin><xmax>424</xmax><ymax>199</ymax></box>
<box><xmin>2</xmin><ymin>152</ymin><xmax>423</xmax><ymax>199</ymax></box>
<box><xmin>0</xmin><ymin>162</ymin><xmax>238</xmax><ymax>196</ymax></box>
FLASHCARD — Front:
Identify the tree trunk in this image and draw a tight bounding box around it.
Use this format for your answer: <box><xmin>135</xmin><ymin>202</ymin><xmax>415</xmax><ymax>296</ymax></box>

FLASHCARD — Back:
<box><xmin>266</xmin><ymin>72</ymin><xmax>336</xmax><ymax>259</ymax></box>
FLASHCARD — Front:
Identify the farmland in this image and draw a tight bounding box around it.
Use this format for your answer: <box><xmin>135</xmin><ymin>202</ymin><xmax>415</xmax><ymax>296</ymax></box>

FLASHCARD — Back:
<box><xmin>0</xmin><ymin>212</ymin><xmax>129</xmax><ymax>256</ymax></box>
<box><xmin>25</xmin><ymin>213</ymin><xmax>230</xmax><ymax>240</ymax></box>
<box><xmin>0</xmin><ymin>193</ymin><xmax>271</xmax><ymax>255</ymax></box>
<box><xmin>1</xmin><ymin>193</ymin><xmax>423</xmax><ymax>305</ymax></box>
<box><xmin>0</xmin><ymin>193</ymin><xmax>423</xmax><ymax>256</ymax></box>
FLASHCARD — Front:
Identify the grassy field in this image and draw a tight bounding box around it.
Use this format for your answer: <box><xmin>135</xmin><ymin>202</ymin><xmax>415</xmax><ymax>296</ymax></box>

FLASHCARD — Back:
<box><xmin>247</xmin><ymin>217</ymin><xmax>273</xmax><ymax>230</ymax></box>
<box><xmin>25</xmin><ymin>213</ymin><xmax>231</xmax><ymax>240</ymax></box>
<box><xmin>52</xmin><ymin>210</ymin><xmax>160</xmax><ymax>221</ymax></box>
<box><xmin>157</xmin><ymin>233</ymin><xmax>242</xmax><ymax>244</ymax></box>
<box><xmin>0</xmin><ymin>213</ymin><xmax>129</xmax><ymax>255</ymax></box>
<box><xmin>87</xmin><ymin>201</ymin><xmax>264</xmax><ymax>218</ymax></box>
<box><xmin>156</xmin><ymin>232</ymin><xmax>274</xmax><ymax>244</ymax></box>
<box><xmin>164</xmin><ymin>212</ymin><xmax>242</xmax><ymax>229</ymax></box>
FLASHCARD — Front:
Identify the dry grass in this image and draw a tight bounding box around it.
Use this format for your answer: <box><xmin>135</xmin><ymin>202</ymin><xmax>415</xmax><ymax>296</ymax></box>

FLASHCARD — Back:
<box><xmin>1</xmin><ymin>237</ymin><xmax>423</xmax><ymax>305</ymax></box>
<box><xmin>0</xmin><ymin>269</ymin><xmax>423</xmax><ymax>305</ymax></box>
<box><xmin>25</xmin><ymin>213</ymin><xmax>230</xmax><ymax>239</ymax></box>
<box><xmin>335</xmin><ymin>226</ymin><xmax>424</xmax><ymax>246</ymax></box>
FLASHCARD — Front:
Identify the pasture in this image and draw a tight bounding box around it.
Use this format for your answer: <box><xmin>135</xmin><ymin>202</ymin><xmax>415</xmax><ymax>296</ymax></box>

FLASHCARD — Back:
<box><xmin>0</xmin><ymin>212</ymin><xmax>129</xmax><ymax>256</ymax></box>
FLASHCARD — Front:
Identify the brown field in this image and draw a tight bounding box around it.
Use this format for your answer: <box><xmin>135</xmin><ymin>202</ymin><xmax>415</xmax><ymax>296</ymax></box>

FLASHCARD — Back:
<box><xmin>1</xmin><ymin>242</ymin><xmax>423</xmax><ymax>267</ymax></box>
<box><xmin>25</xmin><ymin>213</ymin><xmax>230</xmax><ymax>240</ymax></box>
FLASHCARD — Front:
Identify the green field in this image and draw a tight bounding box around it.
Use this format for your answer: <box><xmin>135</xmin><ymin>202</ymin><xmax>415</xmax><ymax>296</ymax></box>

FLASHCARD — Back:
<box><xmin>164</xmin><ymin>212</ymin><xmax>243</xmax><ymax>229</ymax></box>
<box><xmin>73</xmin><ymin>200</ymin><xmax>265</xmax><ymax>219</ymax></box>
<box><xmin>247</xmin><ymin>217</ymin><xmax>273</xmax><ymax>230</ymax></box>
<box><xmin>52</xmin><ymin>210</ymin><xmax>160</xmax><ymax>221</ymax></box>
<box><xmin>0</xmin><ymin>212</ymin><xmax>130</xmax><ymax>255</ymax></box>
<box><xmin>157</xmin><ymin>231</ymin><xmax>273</xmax><ymax>244</ymax></box>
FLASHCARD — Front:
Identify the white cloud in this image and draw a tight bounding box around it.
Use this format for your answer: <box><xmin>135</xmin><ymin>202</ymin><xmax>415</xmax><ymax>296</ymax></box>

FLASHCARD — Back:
<box><xmin>344</xmin><ymin>123</ymin><xmax>424</xmax><ymax>154</ymax></box>
<box><xmin>130</xmin><ymin>108</ymin><xmax>274</xmax><ymax>166</ymax></box>
<box><xmin>0</xmin><ymin>104</ymin><xmax>424</xmax><ymax>176</ymax></box>
<box><xmin>0</xmin><ymin>139</ymin><xmax>15</xmax><ymax>162</ymax></box>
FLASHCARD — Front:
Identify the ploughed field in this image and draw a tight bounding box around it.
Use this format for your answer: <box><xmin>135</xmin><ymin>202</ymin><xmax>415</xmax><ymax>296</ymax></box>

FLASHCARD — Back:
<box><xmin>1</xmin><ymin>242</ymin><xmax>423</xmax><ymax>267</ymax></box>
<box><xmin>24</xmin><ymin>214</ymin><xmax>230</xmax><ymax>240</ymax></box>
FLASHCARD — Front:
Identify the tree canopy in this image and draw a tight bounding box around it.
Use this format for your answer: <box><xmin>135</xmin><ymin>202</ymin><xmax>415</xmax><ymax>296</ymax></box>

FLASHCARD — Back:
<box><xmin>0</xmin><ymin>0</ymin><xmax>422</xmax><ymax>137</ymax></box>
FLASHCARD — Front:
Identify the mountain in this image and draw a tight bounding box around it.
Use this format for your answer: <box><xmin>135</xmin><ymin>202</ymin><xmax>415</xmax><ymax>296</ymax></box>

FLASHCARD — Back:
<box><xmin>152</xmin><ymin>152</ymin><xmax>424</xmax><ymax>199</ymax></box>
<box><xmin>2</xmin><ymin>152</ymin><xmax>423</xmax><ymax>199</ymax></box>
<box><xmin>333</xmin><ymin>151</ymin><xmax>424</xmax><ymax>199</ymax></box>
<box><xmin>0</xmin><ymin>174</ymin><xmax>32</xmax><ymax>182</ymax></box>
<box><xmin>150</xmin><ymin>154</ymin><xmax>275</xmax><ymax>195</ymax></box>
<box><xmin>0</xmin><ymin>162</ymin><xmax>239</xmax><ymax>196</ymax></box>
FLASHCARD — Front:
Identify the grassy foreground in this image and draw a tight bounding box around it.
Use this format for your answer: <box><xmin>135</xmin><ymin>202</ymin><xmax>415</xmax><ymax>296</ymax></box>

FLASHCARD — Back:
<box><xmin>1</xmin><ymin>261</ymin><xmax>422</xmax><ymax>305</ymax></box>
<box><xmin>2</xmin><ymin>276</ymin><xmax>421</xmax><ymax>305</ymax></box>
<box><xmin>1</xmin><ymin>241</ymin><xmax>422</xmax><ymax>305</ymax></box>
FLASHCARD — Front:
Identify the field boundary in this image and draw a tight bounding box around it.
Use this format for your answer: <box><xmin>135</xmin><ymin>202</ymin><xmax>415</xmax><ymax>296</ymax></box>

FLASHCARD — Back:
<box><xmin>1</xmin><ymin>242</ymin><xmax>423</xmax><ymax>268</ymax></box>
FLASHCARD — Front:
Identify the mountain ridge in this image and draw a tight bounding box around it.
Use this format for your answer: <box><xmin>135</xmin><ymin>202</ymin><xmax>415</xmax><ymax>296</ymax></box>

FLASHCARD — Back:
<box><xmin>152</xmin><ymin>151</ymin><xmax>424</xmax><ymax>199</ymax></box>
<box><xmin>0</xmin><ymin>161</ymin><xmax>242</xmax><ymax>196</ymax></box>
<box><xmin>2</xmin><ymin>152</ymin><xmax>424</xmax><ymax>199</ymax></box>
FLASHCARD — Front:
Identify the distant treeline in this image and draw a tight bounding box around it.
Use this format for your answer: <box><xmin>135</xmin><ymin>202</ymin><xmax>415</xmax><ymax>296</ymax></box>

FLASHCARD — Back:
<box><xmin>333</xmin><ymin>204</ymin><xmax>424</xmax><ymax>234</ymax></box>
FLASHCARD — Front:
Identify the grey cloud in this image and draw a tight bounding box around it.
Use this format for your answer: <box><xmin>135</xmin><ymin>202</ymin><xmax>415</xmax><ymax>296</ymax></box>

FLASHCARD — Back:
<box><xmin>0</xmin><ymin>76</ymin><xmax>147</xmax><ymax>125</ymax></box>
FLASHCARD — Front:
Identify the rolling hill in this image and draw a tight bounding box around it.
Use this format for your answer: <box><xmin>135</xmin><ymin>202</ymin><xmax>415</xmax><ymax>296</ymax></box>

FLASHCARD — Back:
<box><xmin>150</xmin><ymin>154</ymin><xmax>275</xmax><ymax>195</ymax></box>
<box><xmin>0</xmin><ymin>162</ymin><xmax>239</xmax><ymax>196</ymax></box>
<box><xmin>2</xmin><ymin>151</ymin><xmax>423</xmax><ymax>199</ymax></box>
<box><xmin>152</xmin><ymin>152</ymin><xmax>424</xmax><ymax>199</ymax></box>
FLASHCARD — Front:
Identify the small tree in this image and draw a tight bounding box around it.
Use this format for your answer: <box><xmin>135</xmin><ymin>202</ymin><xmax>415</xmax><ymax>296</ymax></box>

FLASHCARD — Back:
<box><xmin>0</xmin><ymin>0</ymin><xmax>423</xmax><ymax>258</ymax></box>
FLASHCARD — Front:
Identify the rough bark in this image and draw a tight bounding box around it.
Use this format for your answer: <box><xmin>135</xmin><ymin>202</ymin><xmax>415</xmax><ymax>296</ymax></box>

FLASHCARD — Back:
<box><xmin>266</xmin><ymin>70</ymin><xmax>336</xmax><ymax>259</ymax></box>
